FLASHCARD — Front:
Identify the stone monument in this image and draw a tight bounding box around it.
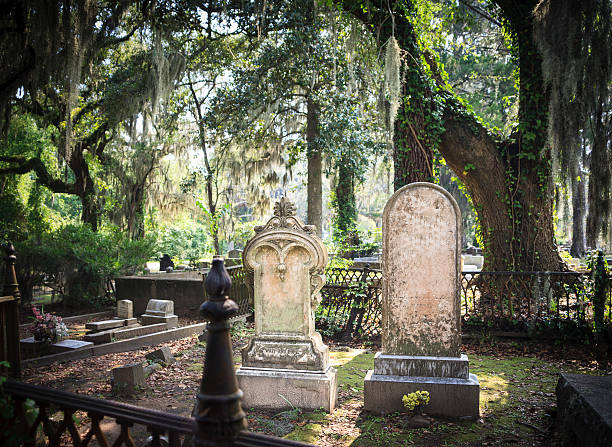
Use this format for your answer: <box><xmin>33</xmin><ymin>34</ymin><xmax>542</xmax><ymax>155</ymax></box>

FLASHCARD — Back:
<box><xmin>236</xmin><ymin>197</ymin><xmax>337</xmax><ymax>411</ymax></box>
<box><xmin>140</xmin><ymin>299</ymin><xmax>178</xmax><ymax>328</ymax></box>
<box><xmin>364</xmin><ymin>183</ymin><xmax>479</xmax><ymax>419</ymax></box>
<box><xmin>117</xmin><ymin>299</ymin><xmax>133</xmax><ymax>319</ymax></box>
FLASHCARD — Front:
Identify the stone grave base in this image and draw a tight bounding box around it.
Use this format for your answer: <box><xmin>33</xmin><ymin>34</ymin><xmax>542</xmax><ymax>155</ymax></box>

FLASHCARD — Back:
<box><xmin>374</xmin><ymin>353</ymin><xmax>470</xmax><ymax>377</ymax></box>
<box><xmin>556</xmin><ymin>373</ymin><xmax>612</xmax><ymax>446</ymax></box>
<box><xmin>236</xmin><ymin>366</ymin><xmax>337</xmax><ymax>412</ymax></box>
<box><xmin>364</xmin><ymin>370</ymin><xmax>480</xmax><ymax>419</ymax></box>
<box><xmin>141</xmin><ymin>314</ymin><xmax>178</xmax><ymax>328</ymax></box>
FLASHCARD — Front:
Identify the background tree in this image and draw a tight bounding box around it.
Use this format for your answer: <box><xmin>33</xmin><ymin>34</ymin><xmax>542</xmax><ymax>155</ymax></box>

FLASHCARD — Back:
<box><xmin>338</xmin><ymin>0</ymin><xmax>611</xmax><ymax>271</ymax></box>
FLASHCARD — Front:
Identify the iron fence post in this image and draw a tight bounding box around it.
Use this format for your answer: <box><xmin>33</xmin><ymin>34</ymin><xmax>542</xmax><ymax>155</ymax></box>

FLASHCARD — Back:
<box><xmin>3</xmin><ymin>242</ymin><xmax>21</xmax><ymax>378</ymax></box>
<box><xmin>194</xmin><ymin>256</ymin><xmax>247</xmax><ymax>446</ymax></box>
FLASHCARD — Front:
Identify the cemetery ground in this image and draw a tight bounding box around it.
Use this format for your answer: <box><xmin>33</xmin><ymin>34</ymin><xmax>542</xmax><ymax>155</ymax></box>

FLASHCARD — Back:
<box><xmin>20</xmin><ymin>322</ymin><xmax>609</xmax><ymax>447</ymax></box>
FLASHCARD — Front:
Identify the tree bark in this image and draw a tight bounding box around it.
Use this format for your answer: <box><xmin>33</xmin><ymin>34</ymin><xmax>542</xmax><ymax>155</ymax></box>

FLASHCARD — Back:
<box><xmin>70</xmin><ymin>150</ymin><xmax>99</xmax><ymax>231</ymax></box>
<box><xmin>334</xmin><ymin>155</ymin><xmax>356</xmax><ymax>238</ymax></box>
<box><xmin>306</xmin><ymin>95</ymin><xmax>323</xmax><ymax>237</ymax></box>
<box><xmin>570</xmin><ymin>169</ymin><xmax>586</xmax><ymax>258</ymax></box>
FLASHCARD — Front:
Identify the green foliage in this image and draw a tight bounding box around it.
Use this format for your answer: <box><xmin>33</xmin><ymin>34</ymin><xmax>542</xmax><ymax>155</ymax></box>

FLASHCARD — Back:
<box><xmin>16</xmin><ymin>224</ymin><xmax>155</xmax><ymax>307</ymax></box>
<box><xmin>229</xmin><ymin>220</ymin><xmax>262</xmax><ymax>251</ymax></box>
<box><xmin>156</xmin><ymin>221</ymin><xmax>210</xmax><ymax>266</ymax></box>
<box><xmin>586</xmin><ymin>250</ymin><xmax>610</xmax><ymax>335</ymax></box>
<box><xmin>0</xmin><ymin>361</ymin><xmax>38</xmax><ymax>445</ymax></box>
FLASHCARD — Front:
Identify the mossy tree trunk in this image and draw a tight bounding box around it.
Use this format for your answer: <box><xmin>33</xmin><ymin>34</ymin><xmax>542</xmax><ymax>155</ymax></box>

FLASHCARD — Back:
<box><xmin>333</xmin><ymin>155</ymin><xmax>357</xmax><ymax>239</ymax></box>
<box><xmin>344</xmin><ymin>0</ymin><xmax>563</xmax><ymax>271</ymax></box>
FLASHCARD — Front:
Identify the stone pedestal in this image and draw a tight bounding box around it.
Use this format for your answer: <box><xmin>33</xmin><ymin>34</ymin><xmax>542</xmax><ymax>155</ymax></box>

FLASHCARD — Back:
<box><xmin>238</xmin><ymin>367</ymin><xmax>337</xmax><ymax>411</ymax></box>
<box><xmin>141</xmin><ymin>299</ymin><xmax>178</xmax><ymax>328</ymax></box>
<box><xmin>364</xmin><ymin>353</ymin><xmax>480</xmax><ymax>418</ymax></box>
<box><xmin>236</xmin><ymin>197</ymin><xmax>337</xmax><ymax>412</ymax></box>
<box><xmin>364</xmin><ymin>183</ymin><xmax>479</xmax><ymax>419</ymax></box>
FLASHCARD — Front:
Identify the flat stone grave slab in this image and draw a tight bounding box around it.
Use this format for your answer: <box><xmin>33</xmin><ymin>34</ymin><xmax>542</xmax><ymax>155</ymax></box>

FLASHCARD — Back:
<box><xmin>49</xmin><ymin>339</ymin><xmax>93</xmax><ymax>353</ymax></box>
<box><xmin>20</xmin><ymin>337</ymin><xmax>46</xmax><ymax>355</ymax></box>
<box><xmin>84</xmin><ymin>323</ymin><xmax>168</xmax><ymax>344</ymax></box>
<box><xmin>557</xmin><ymin>373</ymin><xmax>612</xmax><ymax>447</ymax></box>
<box><xmin>85</xmin><ymin>318</ymin><xmax>137</xmax><ymax>332</ymax></box>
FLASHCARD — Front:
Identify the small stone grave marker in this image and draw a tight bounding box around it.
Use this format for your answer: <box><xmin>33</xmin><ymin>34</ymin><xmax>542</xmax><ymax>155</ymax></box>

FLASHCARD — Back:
<box><xmin>227</xmin><ymin>248</ymin><xmax>243</xmax><ymax>259</ymax></box>
<box><xmin>112</xmin><ymin>363</ymin><xmax>145</xmax><ymax>394</ymax></box>
<box><xmin>117</xmin><ymin>300</ymin><xmax>133</xmax><ymax>319</ymax></box>
<box><xmin>141</xmin><ymin>299</ymin><xmax>178</xmax><ymax>328</ymax></box>
<box><xmin>146</xmin><ymin>346</ymin><xmax>175</xmax><ymax>365</ymax></box>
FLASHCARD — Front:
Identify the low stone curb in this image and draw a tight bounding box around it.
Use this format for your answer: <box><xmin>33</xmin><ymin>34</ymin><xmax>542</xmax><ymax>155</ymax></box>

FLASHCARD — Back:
<box><xmin>19</xmin><ymin>310</ymin><xmax>114</xmax><ymax>329</ymax></box>
<box><xmin>22</xmin><ymin>323</ymin><xmax>207</xmax><ymax>368</ymax></box>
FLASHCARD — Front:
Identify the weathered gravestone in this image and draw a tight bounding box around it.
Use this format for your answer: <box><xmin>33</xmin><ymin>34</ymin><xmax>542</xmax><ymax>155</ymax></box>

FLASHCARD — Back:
<box><xmin>112</xmin><ymin>363</ymin><xmax>145</xmax><ymax>394</ymax></box>
<box><xmin>117</xmin><ymin>299</ymin><xmax>133</xmax><ymax>319</ymax></box>
<box><xmin>236</xmin><ymin>197</ymin><xmax>337</xmax><ymax>411</ymax></box>
<box><xmin>146</xmin><ymin>346</ymin><xmax>176</xmax><ymax>365</ymax></box>
<box><xmin>364</xmin><ymin>183</ymin><xmax>479</xmax><ymax>419</ymax></box>
<box><xmin>141</xmin><ymin>299</ymin><xmax>178</xmax><ymax>328</ymax></box>
<box><xmin>227</xmin><ymin>248</ymin><xmax>243</xmax><ymax>259</ymax></box>
<box><xmin>159</xmin><ymin>254</ymin><xmax>174</xmax><ymax>271</ymax></box>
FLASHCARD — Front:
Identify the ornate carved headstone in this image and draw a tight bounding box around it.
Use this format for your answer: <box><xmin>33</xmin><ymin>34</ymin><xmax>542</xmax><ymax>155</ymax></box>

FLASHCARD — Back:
<box><xmin>236</xmin><ymin>197</ymin><xmax>337</xmax><ymax>411</ymax></box>
<box><xmin>364</xmin><ymin>183</ymin><xmax>479</xmax><ymax>419</ymax></box>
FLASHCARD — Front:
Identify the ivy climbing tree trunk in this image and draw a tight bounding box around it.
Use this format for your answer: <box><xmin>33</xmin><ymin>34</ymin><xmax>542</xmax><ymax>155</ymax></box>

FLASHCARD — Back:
<box><xmin>391</xmin><ymin>9</ymin><xmax>435</xmax><ymax>187</ymax></box>
<box><xmin>571</xmin><ymin>172</ymin><xmax>586</xmax><ymax>258</ymax></box>
<box><xmin>333</xmin><ymin>155</ymin><xmax>357</xmax><ymax>239</ymax></box>
<box><xmin>343</xmin><ymin>0</ymin><xmax>563</xmax><ymax>272</ymax></box>
<box><xmin>306</xmin><ymin>95</ymin><xmax>323</xmax><ymax>238</ymax></box>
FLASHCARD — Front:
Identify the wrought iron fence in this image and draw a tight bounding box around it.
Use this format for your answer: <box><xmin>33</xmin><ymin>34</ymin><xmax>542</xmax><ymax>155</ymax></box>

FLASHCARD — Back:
<box><xmin>318</xmin><ymin>266</ymin><xmax>383</xmax><ymax>338</ymax></box>
<box><xmin>1</xmin><ymin>380</ymin><xmax>312</xmax><ymax>447</ymax></box>
<box><xmin>316</xmin><ymin>266</ymin><xmax>612</xmax><ymax>338</ymax></box>
<box><xmin>223</xmin><ymin>265</ymin><xmax>253</xmax><ymax>317</ymax></box>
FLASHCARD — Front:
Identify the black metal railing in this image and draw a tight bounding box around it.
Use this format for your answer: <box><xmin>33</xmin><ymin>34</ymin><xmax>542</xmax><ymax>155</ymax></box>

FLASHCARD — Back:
<box><xmin>460</xmin><ymin>270</ymin><xmax>612</xmax><ymax>321</ymax></box>
<box><xmin>223</xmin><ymin>265</ymin><xmax>253</xmax><ymax>317</ymax></box>
<box><xmin>316</xmin><ymin>266</ymin><xmax>612</xmax><ymax>338</ymax></box>
<box><xmin>318</xmin><ymin>266</ymin><xmax>383</xmax><ymax>338</ymax></box>
<box><xmin>1</xmin><ymin>257</ymin><xmax>311</xmax><ymax>447</ymax></box>
<box><xmin>1</xmin><ymin>243</ymin><xmax>21</xmax><ymax>378</ymax></box>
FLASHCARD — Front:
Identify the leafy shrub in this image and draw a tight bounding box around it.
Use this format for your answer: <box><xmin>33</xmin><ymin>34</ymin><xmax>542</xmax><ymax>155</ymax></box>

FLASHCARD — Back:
<box><xmin>16</xmin><ymin>224</ymin><xmax>156</xmax><ymax>308</ymax></box>
<box><xmin>402</xmin><ymin>391</ymin><xmax>430</xmax><ymax>413</ymax></box>
<box><xmin>156</xmin><ymin>222</ymin><xmax>210</xmax><ymax>266</ymax></box>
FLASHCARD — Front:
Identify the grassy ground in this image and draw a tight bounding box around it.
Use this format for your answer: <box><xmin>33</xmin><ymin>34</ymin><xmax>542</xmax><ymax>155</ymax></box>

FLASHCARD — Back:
<box><xmin>20</xmin><ymin>322</ymin><xmax>608</xmax><ymax>446</ymax></box>
<box><xmin>249</xmin><ymin>349</ymin><xmax>573</xmax><ymax>446</ymax></box>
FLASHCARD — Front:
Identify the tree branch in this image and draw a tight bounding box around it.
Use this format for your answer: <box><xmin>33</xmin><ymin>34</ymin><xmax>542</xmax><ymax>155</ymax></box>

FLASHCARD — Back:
<box><xmin>0</xmin><ymin>156</ymin><xmax>76</xmax><ymax>194</ymax></box>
